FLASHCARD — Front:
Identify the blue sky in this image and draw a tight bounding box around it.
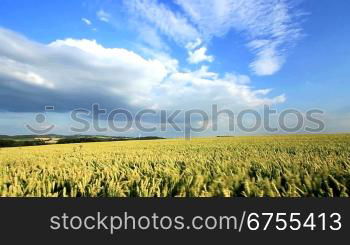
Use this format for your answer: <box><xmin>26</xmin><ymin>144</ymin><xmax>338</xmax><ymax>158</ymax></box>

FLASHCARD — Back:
<box><xmin>0</xmin><ymin>0</ymin><xmax>349</xmax><ymax>136</ymax></box>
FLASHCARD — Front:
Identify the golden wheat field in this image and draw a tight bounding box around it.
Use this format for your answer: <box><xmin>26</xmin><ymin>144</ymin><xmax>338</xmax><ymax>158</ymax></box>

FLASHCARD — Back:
<box><xmin>0</xmin><ymin>134</ymin><xmax>349</xmax><ymax>197</ymax></box>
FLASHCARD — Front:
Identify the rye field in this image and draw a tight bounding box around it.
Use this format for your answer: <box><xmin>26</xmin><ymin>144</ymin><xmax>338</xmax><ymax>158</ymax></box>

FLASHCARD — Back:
<box><xmin>0</xmin><ymin>134</ymin><xmax>349</xmax><ymax>197</ymax></box>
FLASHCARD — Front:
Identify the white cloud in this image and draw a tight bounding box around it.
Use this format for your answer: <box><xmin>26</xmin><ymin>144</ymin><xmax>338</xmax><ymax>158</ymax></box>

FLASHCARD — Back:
<box><xmin>136</xmin><ymin>25</ymin><xmax>169</xmax><ymax>50</ymax></box>
<box><xmin>119</xmin><ymin>0</ymin><xmax>303</xmax><ymax>75</ymax></box>
<box><xmin>97</xmin><ymin>10</ymin><xmax>111</xmax><ymax>23</ymax></box>
<box><xmin>0</xmin><ymin>28</ymin><xmax>168</xmax><ymax>110</ymax></box>
<box><xmin>48</xmin><ymin>38</ymin><xmax>170</xmax><ymax>105</ymax></box>
<box><xmin>156</xmin><ymin>66</ymin><xmax>286</xmax><ymax>109</ymax></box>
<box><xmin>135</xmin><ymin>46</ymin><xmax>179</xmax><ymax>73</ymax></box>
<box><xmin>185</xmin><ymin>38</ymin><xmax>214</xmax><ymax>65</ymax></box>
<box><xmin>174</xmin><ymin>0</ymin><xmax>303</xmax><ymax>75</ymax></box>
<box><xmin>0</xmin><ymin>58</ymin><xmax>54</xmax><ymax>88</ymax></box>
<box><xmin>187</xmin><ymin>46</ymin><xmax>214</xmax><ymax>64</ymax></box>
<box><xmin>248</xmin><ymin>39</ymin><xmax>285</xmax><ymax>75</ymax></box>
<box><xmin>185</xmin><ymin>38</ymin><xmax>202</xmax><ymax>50</ymax></box>
<box><xmin>123</xmin><ymin>0</ymin><xmax>200</xmax><ymax>44</ymax></box>
<box><xmin>81</xmin><ymin>18</ymin><xmax>92</xmax><ymax>25</ymax></box>
<box><xmin>0</xmin><ymin>27</ymin><xmax>285</xmax><ymax>113</ymax></box>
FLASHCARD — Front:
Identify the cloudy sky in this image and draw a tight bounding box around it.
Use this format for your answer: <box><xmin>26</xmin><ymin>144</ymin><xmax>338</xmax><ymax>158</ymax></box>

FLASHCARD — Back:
<box><xmin>0</xmin><ymin>0</ymin><xmax>349</xmax><ymax>136</ymax></box>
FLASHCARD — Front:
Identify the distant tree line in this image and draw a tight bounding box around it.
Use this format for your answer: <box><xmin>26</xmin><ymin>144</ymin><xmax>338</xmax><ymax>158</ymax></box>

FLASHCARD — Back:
<box><xmin>0</xmin><ymin>140</ymin><xmax>47</xmax><ymax>148</ymax></box>
<box><xmin>56</xmin><ymin>137</ymin><xmax>126</xmax><ymax>144</ymax></box>
<box><xmin>0</xmin><ymin>136</ymin><xmax>165</xmax><ymax>148</ymax></box>
<box><xmin>56</xmin><ymin>136</ymin><xmax>165</xmax><ymax>144</ymax></box>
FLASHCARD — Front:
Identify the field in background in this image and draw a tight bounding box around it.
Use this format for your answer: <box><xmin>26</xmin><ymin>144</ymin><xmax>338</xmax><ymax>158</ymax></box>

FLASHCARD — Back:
<box><xmin>0</xmin><ymin>134</ymin><xmax>349</xmax><ymax>197</ymax></box>
<box><xmin>0</xmin><ymin>134</ymin><xmax>165</xmax><ymax>148</ymax></box>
